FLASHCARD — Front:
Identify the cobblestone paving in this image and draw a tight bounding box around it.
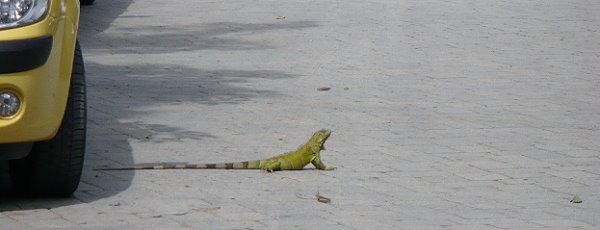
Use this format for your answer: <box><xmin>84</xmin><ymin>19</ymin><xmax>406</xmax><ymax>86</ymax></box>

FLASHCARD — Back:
<box><xmin>2</xmin><ymin>0</ymin><xmax>600</xmax><ymax>229</ymax></box>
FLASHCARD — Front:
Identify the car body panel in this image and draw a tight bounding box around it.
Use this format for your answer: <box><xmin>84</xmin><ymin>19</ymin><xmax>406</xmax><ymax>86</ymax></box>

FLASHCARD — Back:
<box><xmin>0</xmin><ymin>0</ymin><xmax>80</xmax><ymax>144</ymax></box>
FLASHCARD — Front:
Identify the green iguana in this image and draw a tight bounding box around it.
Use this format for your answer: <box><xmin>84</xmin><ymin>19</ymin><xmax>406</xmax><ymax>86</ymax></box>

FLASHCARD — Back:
<box><xmin>97</xmin><ymin>129</ymin><xmax>335</xmax><ymax>172</ymax></box>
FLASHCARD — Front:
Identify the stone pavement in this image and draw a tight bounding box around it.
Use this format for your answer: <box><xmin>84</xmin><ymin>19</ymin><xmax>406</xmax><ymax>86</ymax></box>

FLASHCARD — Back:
<box><xmin>2</xmin><ymin>0</ymin><xmax>600</xmax><ymax>229</ymax></box>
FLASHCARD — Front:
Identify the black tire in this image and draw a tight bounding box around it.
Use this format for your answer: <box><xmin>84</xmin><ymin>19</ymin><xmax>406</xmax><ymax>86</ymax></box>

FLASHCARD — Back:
<box><xmin>80</xmin><ymin>0</ymin><xmax>95</xmax><ymax>5</ymax></box>
<box><xmin>9</xmin><ymin>41</ymin><xmax>87</xmax><ymax>197</ymax></box>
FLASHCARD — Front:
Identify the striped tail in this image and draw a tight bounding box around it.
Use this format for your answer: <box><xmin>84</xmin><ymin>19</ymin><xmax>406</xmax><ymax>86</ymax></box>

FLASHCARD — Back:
<box><xmin>95</xmin><ymin>160</ymin><xmax>264</xmax><ymax>170</ymax></box>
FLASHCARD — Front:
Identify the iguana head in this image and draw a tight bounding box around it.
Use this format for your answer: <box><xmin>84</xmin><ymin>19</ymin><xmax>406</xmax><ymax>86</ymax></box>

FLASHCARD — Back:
<box><xmin>311</xmin><ymin>129</ymin><xmax>331</xmax><ymax>150</ymax></box>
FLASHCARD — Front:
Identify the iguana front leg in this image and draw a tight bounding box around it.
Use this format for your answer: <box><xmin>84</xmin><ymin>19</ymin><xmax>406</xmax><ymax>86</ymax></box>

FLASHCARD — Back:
<box><xmin>311</xmin><ymin>152</ymin><xmax>336</xmax><ymax>170</ymax></box>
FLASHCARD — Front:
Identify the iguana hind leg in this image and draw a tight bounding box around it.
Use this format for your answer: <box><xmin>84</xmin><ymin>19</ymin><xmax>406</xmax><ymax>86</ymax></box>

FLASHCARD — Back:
<box><xmin>262</xmin><ymin>160</ymin><xmax>281</xmax><ymax>173</ymax></box>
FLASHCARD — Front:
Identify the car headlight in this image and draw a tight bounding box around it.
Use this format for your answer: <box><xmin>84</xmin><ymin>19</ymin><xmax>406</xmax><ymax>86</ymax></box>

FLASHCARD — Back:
<box><xmin>0</xmin><ymin>0</ymin><xmax>49</xmax><ymax>29</ymax></box>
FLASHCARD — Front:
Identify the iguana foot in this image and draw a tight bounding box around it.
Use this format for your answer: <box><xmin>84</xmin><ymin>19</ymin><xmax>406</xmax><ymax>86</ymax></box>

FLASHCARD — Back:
<box><xmin>261</xmin><ymin>167</ymin><xmax>275</xmax><ymax>173</ymax></box>
<box><xmin>323</xmin><ymin>165</ymin><xmax>336</xmax><ymax>170</ymax></box>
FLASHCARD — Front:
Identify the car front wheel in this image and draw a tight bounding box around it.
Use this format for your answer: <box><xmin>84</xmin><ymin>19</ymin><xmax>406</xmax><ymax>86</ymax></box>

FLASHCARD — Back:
<box><xmin>80</xmin><ymin>0</ymin><xmax>95</xmax><ymax>5</ymax></box>
<box><xmin>9</xmin><ymin>41</ymin><xmax>87</xmax><ymax>197</ymax></box>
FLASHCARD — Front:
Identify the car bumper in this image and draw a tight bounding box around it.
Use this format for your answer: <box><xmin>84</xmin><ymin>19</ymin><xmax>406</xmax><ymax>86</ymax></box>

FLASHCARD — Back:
<box><xmin>0</xmin><ymin>0</ymin><xmax>80</xmax><ymax>144</ymax></box>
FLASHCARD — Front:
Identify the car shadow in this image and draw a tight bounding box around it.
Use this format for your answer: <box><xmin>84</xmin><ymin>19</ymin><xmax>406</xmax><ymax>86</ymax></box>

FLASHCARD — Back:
<box><xmin>1</xmin><ymin>0</ymin><xmax>315</xmax><ymax>210</ymax></box>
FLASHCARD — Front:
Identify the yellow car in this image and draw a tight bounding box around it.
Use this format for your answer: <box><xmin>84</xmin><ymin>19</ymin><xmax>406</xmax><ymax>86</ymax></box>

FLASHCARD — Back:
<box><xmin>0</xmin><ymin>0</ymin><xmax>88</xmax><ymax>197</ymax></box>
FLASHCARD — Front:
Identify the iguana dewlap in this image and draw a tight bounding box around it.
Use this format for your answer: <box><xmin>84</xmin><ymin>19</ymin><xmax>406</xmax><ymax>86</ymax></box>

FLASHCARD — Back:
<box><xmin>98</xmin><ymin>129</ymin><xmax>336</xmax><ymax>172</ymax></box>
